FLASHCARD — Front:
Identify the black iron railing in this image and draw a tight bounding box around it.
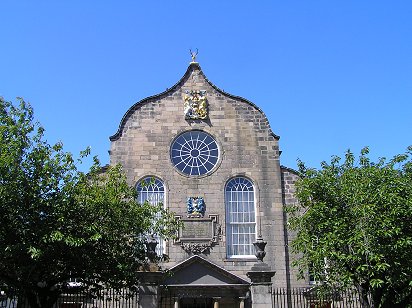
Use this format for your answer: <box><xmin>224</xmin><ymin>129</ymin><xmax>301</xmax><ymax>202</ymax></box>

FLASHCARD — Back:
<box><xmin>273</xmin><ymin>287</ymin><xmax>365</xmax><ymax>308</ymax></box>
<box><xmin>0</xmin><ymin>288</ymin><xmax>138</xmax><ymax>308</ymax></box>
<box><xmin>0</xmin><ymin>286</ymin><xmax>371</xmax><ymax>308</ymax></box>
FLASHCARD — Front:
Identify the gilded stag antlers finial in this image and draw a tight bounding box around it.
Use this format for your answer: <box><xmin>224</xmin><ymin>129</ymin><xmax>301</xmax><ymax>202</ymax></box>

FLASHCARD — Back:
<box><xmin>189</xmin><ymin>48</ymin><xmax>199</xmax><ymax>63</ymax></box>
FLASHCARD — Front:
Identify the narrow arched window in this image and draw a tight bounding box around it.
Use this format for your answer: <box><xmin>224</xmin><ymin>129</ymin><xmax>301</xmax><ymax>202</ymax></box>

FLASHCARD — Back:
<box><xmin>225</xmin><ymin>177</ymin><xmax>256</xmax><ymax>258</ymax></box>
<box><xmin>136</xmin><ymin>177</ymin><xmax>165</xmax><ymax>255</ymax></box>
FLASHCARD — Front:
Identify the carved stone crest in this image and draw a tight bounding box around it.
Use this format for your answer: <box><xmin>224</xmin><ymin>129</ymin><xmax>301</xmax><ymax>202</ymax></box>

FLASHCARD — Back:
<box><xmin>181</xmin><ymin>242</ymin><xmax>210</xmax><ymax>254</ymax></box>
<box><xmin>184</xmin><ymin>90</ymin><xmax>208</xmax><ymax>120</ymax></box>
<box><xmin>187</xmin><ymin>196</ymin><xmax>205</xmax><ymax>218</ymax></box>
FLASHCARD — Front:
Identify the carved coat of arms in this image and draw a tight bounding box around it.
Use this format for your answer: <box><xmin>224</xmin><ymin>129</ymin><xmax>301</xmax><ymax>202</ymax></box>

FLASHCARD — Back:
<box><xmin>184</xmin><ymin>90</ymin><xmax>208</xmax><ymax>120</ymax></box>
<box><xmin>187</xmin><ymin>196</ymin><xmax>206</xmax><ymax>217</ymax></box>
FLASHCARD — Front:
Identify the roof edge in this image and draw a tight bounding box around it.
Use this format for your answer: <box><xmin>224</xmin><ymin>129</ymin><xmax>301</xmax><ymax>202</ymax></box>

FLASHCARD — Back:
<box><xmin>280</xmin><ymin>165</ymin><xmax>300</xmax><ymax>176</ymax></box>
<box><xmin>109</xmin><ymin>63</ymin><xmax>196</xmax><ymax>141</ymax></box>
<box><xmin>166</xmin><ymin>255</ymin><xmax>250</xmax><ymax>285</ymax></box>
<box><xmin>198</xmin><ymin>67</ymin><xmax>280</xmax><ymax>141</ymax></box>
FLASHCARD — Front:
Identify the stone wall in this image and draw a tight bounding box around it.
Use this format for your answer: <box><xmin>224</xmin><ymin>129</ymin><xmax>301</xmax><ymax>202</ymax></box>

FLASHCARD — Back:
<box><xmin>281</xmin><ymin>166</ymin><xmax>310</xmax><ymax>287</ymax></box>
<box><xmin>281</xmin><ymin>166</ymin><xmax>300</xmax><ymax>206</ymax></box>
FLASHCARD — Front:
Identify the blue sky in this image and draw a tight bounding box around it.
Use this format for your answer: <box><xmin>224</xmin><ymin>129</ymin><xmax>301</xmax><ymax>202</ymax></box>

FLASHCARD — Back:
<box><xmin>1</xmin><ymin>1</ymin><xmax>411</xmax><ymax>171</ymax></box>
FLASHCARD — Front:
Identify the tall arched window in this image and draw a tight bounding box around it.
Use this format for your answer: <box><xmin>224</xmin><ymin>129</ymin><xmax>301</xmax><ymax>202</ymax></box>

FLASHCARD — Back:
<box><xmin>225</xmin><ymin>177</ymin><xmax>256</xmax><ymax>258</ymax></box>
<box><xmin>136</xmin><ymin>177</ymin><xmax>165</xmax><ymax>255</ymax></box>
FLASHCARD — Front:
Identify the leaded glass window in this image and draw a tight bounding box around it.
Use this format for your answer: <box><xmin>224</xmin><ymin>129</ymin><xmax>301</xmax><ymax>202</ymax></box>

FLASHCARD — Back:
<box><xmin>225</xmin><ymin>177</ymin><xmax>256</xmax><ymax>258</ymax></box>
<box><xmin>170</xmin><ymin>131</ymin><xmax>219</xmax><ymax>176</ymax></box>
<box><xmin>136</xmin><ymin>177</ymin><xmax>165</xmax><ymax>255</ymax></box>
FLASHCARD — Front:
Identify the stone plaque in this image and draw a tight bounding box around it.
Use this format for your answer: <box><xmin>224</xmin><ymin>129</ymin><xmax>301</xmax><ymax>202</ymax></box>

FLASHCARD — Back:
<box><xmin>181</xmin><ymin>219</ymin><xmax>213</xmax><ymax>240</ymax></box>
<box><xmin>175</xmin><ymin>215</ymin><xmax>221</xmax><ymax>254</ymax></box>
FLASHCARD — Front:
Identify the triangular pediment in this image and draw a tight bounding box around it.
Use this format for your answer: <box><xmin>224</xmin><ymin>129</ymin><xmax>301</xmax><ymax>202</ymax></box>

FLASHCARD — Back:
<box><xmin>163</xmin><ymin>255</ymin><xmax>250</xmax><ymax>286</ymax></box>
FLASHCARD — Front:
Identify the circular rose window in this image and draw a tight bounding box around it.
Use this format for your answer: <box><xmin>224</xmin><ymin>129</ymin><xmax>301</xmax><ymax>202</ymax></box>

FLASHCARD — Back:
<box><xmin>171</xmin><ymin>131</ymin><xmax>219</xmax><ymax>176</ymax></box>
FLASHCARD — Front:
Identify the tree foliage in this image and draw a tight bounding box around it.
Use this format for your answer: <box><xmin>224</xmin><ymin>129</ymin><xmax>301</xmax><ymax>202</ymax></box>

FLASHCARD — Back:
<box><xmin>0</xmin><ymin>98</ymin><xmax>179</xmax><ymax>308</ymax></box>
<box><xmin>287</xmin><ymin>147</ymin><xmax>412</xmax><ymax>307</ymax></box>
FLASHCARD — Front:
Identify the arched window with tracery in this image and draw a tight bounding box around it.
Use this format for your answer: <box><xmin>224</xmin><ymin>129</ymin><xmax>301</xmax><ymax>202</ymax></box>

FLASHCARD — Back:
<box><xmin>136</xmin><ymin>176</ymin><xmax>165</xmax><ymax>255</ymax></box>
<box><xmin>225</xmin><ymin>177</ymin><xmax>256</xmax><ymax>258</ymax></box>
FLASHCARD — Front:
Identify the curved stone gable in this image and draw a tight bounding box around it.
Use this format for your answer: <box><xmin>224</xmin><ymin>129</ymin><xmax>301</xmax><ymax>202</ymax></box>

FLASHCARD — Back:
<box><xmin>109</xmin><ymin>62</ymin><xmax>279</xmax><ymax>141</ymax></box>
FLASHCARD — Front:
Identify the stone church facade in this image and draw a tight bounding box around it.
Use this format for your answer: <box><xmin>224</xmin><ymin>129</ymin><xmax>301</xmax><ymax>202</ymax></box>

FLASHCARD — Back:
<box><xmin>109</xmin><ymin>60</ymin><xmax>304</xmax><ymax>307</ymax></box>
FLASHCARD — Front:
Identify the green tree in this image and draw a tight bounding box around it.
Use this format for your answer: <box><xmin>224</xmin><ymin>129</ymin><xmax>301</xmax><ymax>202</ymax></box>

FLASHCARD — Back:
<box><xmin>0</xmin><ymin>98</ymin><xmax>178</xmax><ymax>308</ymax></box>
<box><xmin>287</xmin><ymin>147</ymin><xmax>412</xmax><ymax>307</ymax></box>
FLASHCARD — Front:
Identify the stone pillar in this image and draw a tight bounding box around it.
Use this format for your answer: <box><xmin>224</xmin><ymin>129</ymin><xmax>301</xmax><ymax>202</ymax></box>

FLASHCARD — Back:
<box><xmin>246</xmin><ymin>236</ymin><xmax>276</xmax><ymax>308</ymax></box>
<box><xmin>239</xmin><ymin>296</ymin><xmax>246</xmax><ymax>308</ymax></box>
<box><xmin>138</xmin><ymin>235</ymin><xmax>163</xmax><ymax>308</ymax></box>
<box><xmin>138</xmin><ymin>271</ymin><xmax>164</xmax><ymax>308</ymax></box>
<box><xmin>213</xmin><ymin>297</ymin><xmax>220</xmax><ymax>308</ymax></box>
<box><xmin>247</xmin><ymin>265</ymin><xmax>275</xmax><ymax>308</ymax></box>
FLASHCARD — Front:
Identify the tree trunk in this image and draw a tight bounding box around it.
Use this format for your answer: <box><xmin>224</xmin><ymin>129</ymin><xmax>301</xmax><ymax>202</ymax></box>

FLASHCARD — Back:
<box><xmin>356</xmin><ymin>283</ymin><xmax>372</xmax><ymax>308</ymax></box>
<box><xmin>371</xmin><ymin>287</ymin><xmax>383</xmax><ymax>308</ymax></box>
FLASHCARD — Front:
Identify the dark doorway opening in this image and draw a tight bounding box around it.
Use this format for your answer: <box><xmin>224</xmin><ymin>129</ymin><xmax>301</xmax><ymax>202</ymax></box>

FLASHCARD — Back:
<box><xmin>180</xmin><ymin>297</ymin><xmax>213</xmax><ymax>308</ymax></box>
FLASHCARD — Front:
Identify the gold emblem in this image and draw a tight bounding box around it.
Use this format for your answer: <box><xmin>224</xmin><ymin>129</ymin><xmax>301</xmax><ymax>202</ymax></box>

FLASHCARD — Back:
<box><xmin>184</xmin><ymin>90</ymin><xmax>208</xmax><ymax>120</ymax></box>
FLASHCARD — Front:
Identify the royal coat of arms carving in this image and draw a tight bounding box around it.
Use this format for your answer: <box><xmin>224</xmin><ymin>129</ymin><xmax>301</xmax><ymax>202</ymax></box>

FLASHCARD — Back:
<box><xmin>187</xmin><ymin>196</ymin><xmax>206</xmax><ymax>218</ymax></box>
<box><xmin>183</xmin><ymin>90</ymin><xmax>208</xmax><ymax>120</ymax></box>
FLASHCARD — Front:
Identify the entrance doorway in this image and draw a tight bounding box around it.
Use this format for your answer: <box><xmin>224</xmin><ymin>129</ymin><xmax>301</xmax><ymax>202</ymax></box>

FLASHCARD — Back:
<box><xmin>180</xmin><ymin>297</ymin><xmax>213</xmax><ymax>308</ymax></box>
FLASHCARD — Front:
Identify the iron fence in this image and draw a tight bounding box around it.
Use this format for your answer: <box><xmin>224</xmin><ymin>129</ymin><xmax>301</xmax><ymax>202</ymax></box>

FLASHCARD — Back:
<box><xmin>273</xmin><ymin>287</ymin><xmax>365</xmax><ymax>308</ymax></box>
<box><xmin>1</xmin><ymin>286</ymin><xmax>373</xmax><ymax>308</ymax></box>
<box><xmin>0</xmin><ymin>287</ymin><xmax>138</xmax><ymax>308</ymax></box>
